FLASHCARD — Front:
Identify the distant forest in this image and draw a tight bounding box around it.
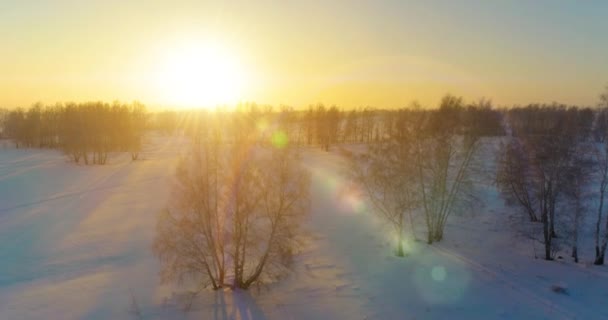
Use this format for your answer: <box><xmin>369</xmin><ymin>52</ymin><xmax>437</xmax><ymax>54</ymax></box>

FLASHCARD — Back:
<box><xmin>3</xmin><ymin>96</ymin><xmax>608</xmax><ymax>152</ymax></box>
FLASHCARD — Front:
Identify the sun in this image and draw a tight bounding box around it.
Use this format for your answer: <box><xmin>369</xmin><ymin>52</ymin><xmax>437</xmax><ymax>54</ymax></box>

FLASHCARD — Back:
<box><xmin>156</xmin><ymin>42</ymin><xmax>247</xmax><ymax>108</ymax></box>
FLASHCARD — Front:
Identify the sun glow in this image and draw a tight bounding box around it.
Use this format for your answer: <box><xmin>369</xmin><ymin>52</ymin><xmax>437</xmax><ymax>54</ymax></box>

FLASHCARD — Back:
<box><xmin>156</xmin><ymin>42</ymin><xmax>247</xmax><ymax>108</ymax></box>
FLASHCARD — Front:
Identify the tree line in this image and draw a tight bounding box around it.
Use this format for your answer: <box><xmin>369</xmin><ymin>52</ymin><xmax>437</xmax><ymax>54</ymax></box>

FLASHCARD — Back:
<box><xmin>1</xmin><ymin>101</ymin><xmax>147</xmax><ymax>164</ymax></box>
<box><xmin>149</xmin><ymin>99</ymin><xmax>504</xmax><ymax>149</ymax></box>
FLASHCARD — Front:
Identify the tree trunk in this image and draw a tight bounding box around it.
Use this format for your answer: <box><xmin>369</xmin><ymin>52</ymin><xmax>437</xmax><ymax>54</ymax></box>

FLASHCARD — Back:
<box><xmin>549</xmin><ymin>197</ymin><xmax>557</xmax><ymax>238</ymax></box>
<box><xmin>407</xmin><ymin>210</ymin><xmax>417</xmax><ymax>241</ymax></box>
<box><xmin>434</xmin><ymin>229</ymin><xmax>444</xmax><ymax>242</ymax></box>
<box><xmin>595</xmin><ymin>183</ymin><xmax>606</xmax><ymax>264</ymax></box>
<box><xmin>396</xmin><ymin>232</ymin><xmax>405</xmax><ymax>257</ymax></box>
<box><xmin>594</xmin><ymin>246</ymin><xmax>605</xmax><ymax>265</ymax></box>
<box><xmin>426</xmin><ymin>221</ymin><xmax>434</xmax><ymax>244</ymax></box>
<box><xmin>569</xmin><ymin>195</ymin><xmax>581</xmax><ymax>263</ymax></box>
<box><xmin>596</xmin><ymin>201</ymin><xmax>608</xmax><ymax>265</ymax></box>
<box><xmin>542</xmin><ymin>212</ymin><xmax>552</xmax><ymax>260</ymax></box>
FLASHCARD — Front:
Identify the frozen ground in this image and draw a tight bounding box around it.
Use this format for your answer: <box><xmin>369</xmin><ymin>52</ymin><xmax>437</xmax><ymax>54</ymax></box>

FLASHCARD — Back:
<box><xmin>0</xmin><ymin>136</ymin><xmax>606</xmax><ymax>319</ymax></box>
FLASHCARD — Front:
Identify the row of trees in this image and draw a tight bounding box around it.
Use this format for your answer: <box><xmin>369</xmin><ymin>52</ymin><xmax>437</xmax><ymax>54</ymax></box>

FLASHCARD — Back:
<box><xmin>1</xmin><ymin>102</ymin><xmax>147</xmax><ymax>164</ymax></box>
<box><xmin>146</xmin><ymin>101</ymin><xmax>504</xmax><ymax>150</ymax></box>
<box><xmin>497</xmin><ymin>98</ymin><xmax>608</xmax><ymax>264</ymax></box>
<box><xmin>344</xmin><ymin>90</ymin><xmax>608</xmax><ymax>264</ymax></box>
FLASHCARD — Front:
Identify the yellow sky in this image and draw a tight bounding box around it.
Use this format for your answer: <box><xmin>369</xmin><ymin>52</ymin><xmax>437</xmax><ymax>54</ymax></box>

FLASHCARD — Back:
<box><xmin>1</xmin><ymin>1</ymin><xmax>606</xmax><ymax>109</ymax></box>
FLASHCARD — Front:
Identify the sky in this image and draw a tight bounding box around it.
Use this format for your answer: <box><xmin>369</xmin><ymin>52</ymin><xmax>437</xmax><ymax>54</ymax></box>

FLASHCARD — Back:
<box><xmin>1</xmin><ymin>0</ymin><xmax>607</xmax><ymax>109</ymax></box>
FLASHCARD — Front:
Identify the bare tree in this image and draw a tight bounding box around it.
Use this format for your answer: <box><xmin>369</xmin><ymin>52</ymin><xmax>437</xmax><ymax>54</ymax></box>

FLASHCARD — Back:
<box><xmin>415</xmin><ymin>95</ymin><xmax>480</xmax><ymax>244</ymax></box>
<box><xmin>593</xmin><ymin>139</ymin><xmax>608</xmax><ymax>265</ymax></box>
<box><xmin>496</xmin><ymin>138</ymin><xmax>539</xmax><ymax>222</ymax></box>
<box><xmin>593</xmin><ymin>87</ymin><xmax>608</xmax><ymax>264</ymax></box>
<box><xmin>342</xmin><ymin>109</ymin><xmax>359</xmax><ymax>143</ymax></box>
<box><xmin>497</xmin><ymin>107</ymin><xmax>585</xmax><ymax>260</ymax></box>
<box><xmin>351</xmin><ymin>127</ymin><xmax>419</xmax><ymax>256</ymax></box>
<box><xmin>154</xmin><ymin>129</ymin><xmax>226</xmax><ymax>289</ymax></box>
<box><xmin>127</xmin><ymin>102</ymin><xmax>147</xmax><ymax>160</ymax></box>
<box><xmin>313</xmin><ymin>104</ymin><xmax>340</xmax><ymax>151</ymax></box>
<box><xmin>304</xmin><ymin>106</ymin><xmax>315</xmax><ymax>145</ymax></box>
<box><xmin>277</xmin><ymin>105</ymin><xmax>296</xmax><ymax>145</ymax></box>
<box><xmin>563</xmin><ymin>144</ymin><xmax>592</xmax><ymax>263</ymax></box>
<box><xmin>360</xmin><ymin>108</ymin><xmax>376</xmax><ymax>143</ymax></box>
<box><xmin>153</xmin><ymin>134</ymin><xmax>310</xmax><ymax>291</ymax></box>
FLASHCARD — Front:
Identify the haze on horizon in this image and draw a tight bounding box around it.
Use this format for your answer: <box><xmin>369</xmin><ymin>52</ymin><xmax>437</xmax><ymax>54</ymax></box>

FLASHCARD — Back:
<box><xmin>1</xmin><ymin>0</ymin><xmax>607</xmax><ymax>109</ymax></box>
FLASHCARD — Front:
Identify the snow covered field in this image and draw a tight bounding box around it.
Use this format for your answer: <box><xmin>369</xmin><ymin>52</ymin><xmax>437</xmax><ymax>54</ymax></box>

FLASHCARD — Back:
<box><xmin>1</xmin><ymin>136</ymin><xmax>607</xmax><ymax>319</ymax></box>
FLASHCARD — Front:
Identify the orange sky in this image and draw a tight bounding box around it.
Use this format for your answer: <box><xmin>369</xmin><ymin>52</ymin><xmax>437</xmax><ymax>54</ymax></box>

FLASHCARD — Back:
<box><xmin>1</xmin><ymin>1</ymin><xmax>607</xmax><ymax>109</ymax></box>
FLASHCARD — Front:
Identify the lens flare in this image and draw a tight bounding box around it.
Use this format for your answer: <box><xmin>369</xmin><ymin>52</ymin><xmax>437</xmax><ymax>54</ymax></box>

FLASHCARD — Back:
<box><xmin>271</xmin><ymin>131</ymin><xmax>289</xmax><ymax>149</ymax></box>
<box><xmin>256</xmin><ymin>119</ymin><xmax>269</xmax><ymax>132</ymax></box>
<box><xmin>336</xmin><ymin>183</ymin><xmax>366</xmax><ymax>213</ymax></box>
<box><xmin>431</xmin><ymin>266</ymin><xmax>447</xmax><ymax>282</ymax></box>
<box><xmin>412</xmin><ymin>257</ymin><xmax>471</xmax><ymax>305</ymax></box>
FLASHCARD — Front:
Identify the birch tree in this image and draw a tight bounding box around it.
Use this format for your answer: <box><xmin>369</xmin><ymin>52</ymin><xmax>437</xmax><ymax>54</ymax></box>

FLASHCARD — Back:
<box><xmin>153</xmin><ymin>133</ymin><xmax>310</xmax><ymax>291</ymax></box>
<box><xmin>415</xmin><ymin>96</ymin><xmax>480</xmax><ymax>244</ymax></box>
<box><xmin>352</xmin><ymin>128</ymin><xmax>419</xmax><ymax>256</ymax></box>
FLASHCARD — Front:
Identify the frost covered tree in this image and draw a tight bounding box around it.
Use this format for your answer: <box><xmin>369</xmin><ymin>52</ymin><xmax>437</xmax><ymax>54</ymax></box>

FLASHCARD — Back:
<box><xmin>153</xmin><ymin>131</ymin><xmax>310</xmax><ymax>291</ymax></box>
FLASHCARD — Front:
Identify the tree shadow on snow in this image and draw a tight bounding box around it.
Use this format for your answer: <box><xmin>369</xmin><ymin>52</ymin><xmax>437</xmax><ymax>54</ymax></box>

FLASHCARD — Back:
<box><xmin>211</xmin><ymin>289</ymin><xmax>268</xmax><ymax>320</ymax></box>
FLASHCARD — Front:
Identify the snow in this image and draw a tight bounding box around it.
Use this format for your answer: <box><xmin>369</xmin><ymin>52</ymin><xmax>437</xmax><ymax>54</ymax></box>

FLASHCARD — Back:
<box><xmin>1</xmin><ymin>136</ymin><xmax>607</xmax><ymax>319</ymax></box>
